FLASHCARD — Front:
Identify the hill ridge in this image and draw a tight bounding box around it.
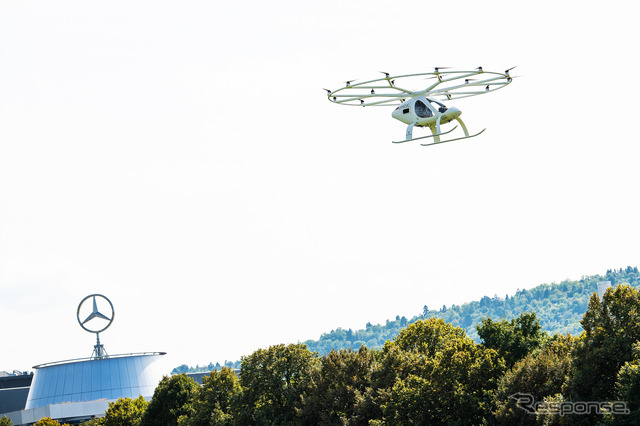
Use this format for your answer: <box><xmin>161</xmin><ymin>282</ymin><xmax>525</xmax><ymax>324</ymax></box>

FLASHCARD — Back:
<box><xmin>302</xmin><ymin>266</ymin><xmax>639</xmax><ymax>355</ymax></box>
<box><xmin>172</xmin><ymin>267</ymin><xmax>639</xmax><ymax>373</ymax></box>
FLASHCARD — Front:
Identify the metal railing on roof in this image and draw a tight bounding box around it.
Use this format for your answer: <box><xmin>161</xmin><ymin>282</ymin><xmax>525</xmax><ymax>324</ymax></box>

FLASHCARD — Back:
<box><xmin>32</xmin><ymin>352</ymin><xmax>166</xmax><ymax>369</ymax></box>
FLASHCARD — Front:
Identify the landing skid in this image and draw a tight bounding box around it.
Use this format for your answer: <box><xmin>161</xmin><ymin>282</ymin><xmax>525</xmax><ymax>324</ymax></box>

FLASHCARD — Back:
<box><xmin>420</xmin><ymin>128</ymin><xmax>486</xmax><ymax>147</ymax></box>
<box><xmin>392</xmin><ymin>126</ymin><xmax>458</xmax><ymax>144</ymax></box>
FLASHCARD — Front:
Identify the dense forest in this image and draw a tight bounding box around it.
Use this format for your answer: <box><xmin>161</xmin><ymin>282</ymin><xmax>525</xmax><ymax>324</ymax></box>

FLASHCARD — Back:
<box><xmin>303</xmin><ymin>267</ymin><xmax>640</xmax><ymax>355</ymax></box>
<box><xmin>10</xmin><ymin>275</ymin><xmax>640</xmax><ymax>425</ymax></box>
<box><xmin>172</xmin><ymin>267</ymin><xmax>640</xmax><ymax>373</ymax></box>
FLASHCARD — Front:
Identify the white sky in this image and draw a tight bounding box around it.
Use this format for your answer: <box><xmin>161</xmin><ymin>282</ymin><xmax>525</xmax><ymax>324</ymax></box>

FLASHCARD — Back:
<box><xmin>1</xmin><ymin>0</ymin><xmax>639</xmax><ymax>372</ymax></box>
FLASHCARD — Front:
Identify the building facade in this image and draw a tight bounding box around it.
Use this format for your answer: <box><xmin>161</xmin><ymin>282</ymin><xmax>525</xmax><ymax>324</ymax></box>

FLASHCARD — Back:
<box><xmin>3</xmin><ymin>353</ymin><xmax>166</xmax><ymax>425</ymax></box>
<box><xmin>0</xmin><ymin>372</ymin><xmax>33</xmax><ymax>415</ymax></box>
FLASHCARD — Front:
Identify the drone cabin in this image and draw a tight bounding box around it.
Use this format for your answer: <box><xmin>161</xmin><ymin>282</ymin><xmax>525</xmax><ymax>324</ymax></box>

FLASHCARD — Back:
<box><xmin>392</xmin><ymin>97</ymin><xmax>461</xmax><ymax>128</ymax></box>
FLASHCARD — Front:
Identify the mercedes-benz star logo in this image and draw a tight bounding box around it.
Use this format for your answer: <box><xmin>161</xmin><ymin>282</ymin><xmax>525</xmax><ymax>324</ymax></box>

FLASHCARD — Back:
<box><xmin>77</xmin><ymin>294</ymin><xmax>114</xmax><ymax>334</ymax></box>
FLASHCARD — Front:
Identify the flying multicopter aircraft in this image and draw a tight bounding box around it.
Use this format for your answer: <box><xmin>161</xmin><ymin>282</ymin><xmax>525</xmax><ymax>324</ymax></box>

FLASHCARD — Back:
<box><xmin>324</xmin><ymin>67</ymin><xmax>514</xmax><ymax>146</ymax></box>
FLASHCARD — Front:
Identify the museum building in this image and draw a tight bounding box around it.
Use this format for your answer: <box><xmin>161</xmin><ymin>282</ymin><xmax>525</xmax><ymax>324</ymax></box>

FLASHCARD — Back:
<box><xmin>1</xmin><ymin>295</ymin><xmax>166</xmax><ymax>425</ymax></box>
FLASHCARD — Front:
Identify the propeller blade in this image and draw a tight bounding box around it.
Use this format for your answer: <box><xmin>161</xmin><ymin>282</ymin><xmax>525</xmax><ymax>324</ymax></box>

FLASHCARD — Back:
<box><xmin>505</xmin><ymin>66</ymin><xmax>518</xmax><ymax>75</ymax></box>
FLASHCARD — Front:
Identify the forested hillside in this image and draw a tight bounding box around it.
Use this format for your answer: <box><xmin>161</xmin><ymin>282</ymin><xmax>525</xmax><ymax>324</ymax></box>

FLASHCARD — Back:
<box><xmin>302</xmin><ymin>267</ymin><xmax>639</xmax><ymax>355</ymax></box>
<box><xmin>173</xmin><ymin>267</ymin><xmax>639</xmax><ymax>372</ymax></box>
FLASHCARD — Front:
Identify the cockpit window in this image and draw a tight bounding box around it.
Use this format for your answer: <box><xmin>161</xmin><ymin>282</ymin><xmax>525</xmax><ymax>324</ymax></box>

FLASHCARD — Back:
<box><xmin>427</xmin><ymin>98</ymin><xmax>447</xmax><ymax>113</ymax></box>
<box><xmin>414</xmin><ymin>100</ymin><xmax>432</xmax><ymax>118</ymax></box>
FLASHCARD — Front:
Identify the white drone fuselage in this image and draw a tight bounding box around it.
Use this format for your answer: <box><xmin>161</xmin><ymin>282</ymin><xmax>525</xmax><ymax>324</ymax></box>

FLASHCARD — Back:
<box><xmin>391</xmin><ymin>97</ymin><xmax>461</xmax><ymax>128</ymax></box>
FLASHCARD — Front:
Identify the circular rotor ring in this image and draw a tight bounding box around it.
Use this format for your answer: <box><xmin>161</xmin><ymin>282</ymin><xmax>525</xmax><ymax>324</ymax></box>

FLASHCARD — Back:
<box><xmin>326</xmin><ymin>68</ymin><xmax>514</xmax><ymax>107</ymax></box>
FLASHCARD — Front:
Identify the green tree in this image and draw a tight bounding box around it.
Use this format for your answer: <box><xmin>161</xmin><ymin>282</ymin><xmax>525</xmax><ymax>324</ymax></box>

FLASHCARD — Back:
<box><xmin>235</xmin><ymin>343</ymin><xmax>318</xmax><ymax>425</ymax></box>
<box><xmin>178</xmin><ymin>367</ymin><xmax>241</xmax><ymax>426</ymax></box>
<box><xmin>102</xmin><ymin>396</ymin><xmax>148</xmax><ymax>426</ymax></box>
<box><xmin>477</xmin><ymin>312</ymin><xmax>547</xmax><ymax>368</ymax></box>
<box><xmin>142</xmin><ymin>374</ymin><xmax>199</xmax><ymax>426</ymax></box>
<box><xmin>79</xmin><ymin>420</ymin><xmax>102</xmax><ymax>426</ymax></box>
<box><xmin>379</xmin><ymin>318</ymin><xmax>505</xmax><ymax>424</ymax></box>
<box><xmin>568</xmin><ymin>285</ymin><xmax>640</xmax><ymax>402</ymax></box>
<box><xmin>614</xmin><ymin>342</ymin><xmax>640</xmax><ymax>425</ymax></box>
<box><xmin>172</xmin><ymin>364</ymin><xmax>190</xmax><ymax>375</ymax></box>
<box><xmin>300</xmin><ymin>347</ymin><xmax>379</xmax><ymax>425</ymax></box>
<box><xmin>0</xmin><ymin>416</ymin><xmax>12</xmax><ymax>426</ymax></box>
<box><xmin>33</xmin><ymin>418</ymin><xmax>69</xmax><ymax>426</ymax></box>
<box><xmin>493</xmin><ymin>334</ymin><xmax>577</xmax><ymax>425</ymax></box>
